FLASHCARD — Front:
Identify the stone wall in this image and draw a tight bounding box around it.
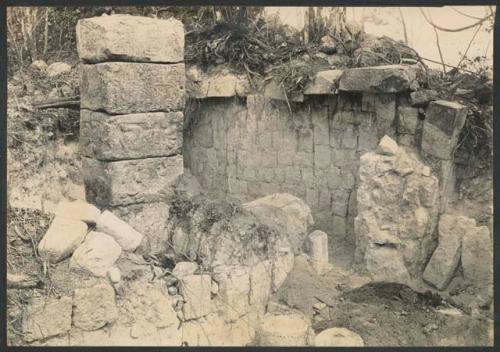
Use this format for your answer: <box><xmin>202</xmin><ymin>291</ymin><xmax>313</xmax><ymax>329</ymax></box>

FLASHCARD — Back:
<box><xmin>77</xmin><ymin>15</ymin><xmax>185</xmax><ymax>251</ymax></box>
<box><xmin>184</xmin><ymin>65</ymin><xmax>467</xmax><ymax>246</ymax></box>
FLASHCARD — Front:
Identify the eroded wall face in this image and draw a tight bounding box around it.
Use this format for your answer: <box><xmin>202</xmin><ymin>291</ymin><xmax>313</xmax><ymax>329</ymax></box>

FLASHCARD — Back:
<box><xmin>184</xmin><ymin>93</ymin><xmax>398</xmax><ymax>241</ymax></box>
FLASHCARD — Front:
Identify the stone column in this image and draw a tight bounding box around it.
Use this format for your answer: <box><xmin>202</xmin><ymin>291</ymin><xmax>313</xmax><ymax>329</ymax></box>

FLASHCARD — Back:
<box><xmin>76</xmin><ymin>14</ymin><xmax>185</xmax><ymax>252</ymax></box>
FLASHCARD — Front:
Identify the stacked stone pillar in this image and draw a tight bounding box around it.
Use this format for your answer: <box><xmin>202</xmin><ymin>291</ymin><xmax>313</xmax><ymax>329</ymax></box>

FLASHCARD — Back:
<box><xmin>76</xmin><ymin>15</ymin><xmax>185</xmax><ymax>252</ymax></box>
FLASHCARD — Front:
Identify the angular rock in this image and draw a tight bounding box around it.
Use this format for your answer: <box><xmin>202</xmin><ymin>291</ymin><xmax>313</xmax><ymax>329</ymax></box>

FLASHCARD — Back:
<box><xmin>256</xmin><ymin>313</ymin><xmax>310</xmax><ymax>346</ymax></box>
<box><xmin>38</xmin><ymin>217</ymin><xmax>88</xmax><ymax>263</ymax></box>
<box><xmin>213</xmin><ymin>265</ymin><xmax>251</xmax><ymax>321</ymax></box>
<box><xmin>80</xmin><ymin>62</ymin><xmax>185</xmax><ymax>114</ymax></box>
<box><xmin>376</xmin><ymin>135</ymin><xmax>399</xmax><ymax>156</ymax></box>
<box><xmin>425</xmin><ymin>100</ymin><xmax>467</xmax><ymax>136</ymax></box>
<box><xmin>461</xmin><ymin>226</ymin><xmax>493</xmax><ymax>289</ymax></box>
<box><xmin>179</xmin><ymin>274</ymin><xmax>212</xmax><ymax>320</ymax></box>
<box><xmin>423</xmin><ymin>214</ymin><xmax>476</xmax><ymax>290</ymax></box>
<box><xmin>243</xmin><ymin>193</ymin><xmax>313</xmax><ymax>253</ymax></box>
<box><xmin>315</xmin><ymin>327</ymin><xmax>364</xmax><ymax>346</ymax></box>
<box><xmin>46</xmin><ymin>62</ymin><xmax>72</xmax><ymax>77</ymax></box>
<box><xmin>172</xmin><ymin>261</ymin><xmax>198</xmax><ymax>279</ymax></box>
<box><xmin>76</xmin><ymin>15</ymin><xmax>184</xmax><ymax>63</ymax></box>
<box><xmin>339</xmin><ymin>64</ymin><xmax>419</xmax><ymax>93</ymax></box>
<box><xmin>22</xmin><ymin>296</ymin><xmax>72</xmax><ymax>342</ymax></box>
<box><xmin>53</xmin><ymin>201</ymin><xmax>100</xmax><ymax>224</ymax></box>
<box><xmin>96</xmin><ymin>210</ymin><xmax>144</xmax><ymax>251</ymax></box>
<box><xmin>70</xmin><ymin>231</ymin><xmax>122</xmax><ymax>277</ymax></box>
<box><xmin>82</xmin><ymin>155</ymin><xmax>183</xmax><ymax>207</ymax></box>
<box><xmin>421</xmin><ymin>123</ymin><xmax>456</xmax><ymax>160</ymax></box>
<box><xmin>80</xmin><ymin>110</ymin><xmax>183</xmax><ymax>160</ymax></box>
<box><xmin>304</xmin><ymin>70</ymin><xmax>343</xmax><ymax>95</ymax></box>
<box><xmin>410</xmin><ymin>89</ymin><xmax>438</xmax><ymax>107</ymax></box>
<box><xmin>73</xmin><ymin>282</ymin><xmax>118</xmax><ymax>330</ymax></box>
<box><xmin>307</xmin><ymin>230</ymin><xmax>329</xmax><ymax>274</ymax></box>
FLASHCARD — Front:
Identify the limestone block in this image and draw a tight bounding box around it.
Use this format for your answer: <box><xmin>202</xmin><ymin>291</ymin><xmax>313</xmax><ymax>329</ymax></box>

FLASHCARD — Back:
<box><xmin>80</xmin><ymin>62</ymin><xmax>185</xmax><ymax>114</ymax></box>
<box><xmin>339</xmin><ymin>64</ymin><xmax>419</xmax><ymax>93</ymax></box>
<box><xmin>38</xmin><ymin>217</ymin><xmax>88</xmax><ymax>263</ymax></box>
<box><xmin>365</xmin><ymin>245</ymin><xmax>411</xmax><ymax>284</ymax></box>
<box><xmin>22</xmin><ymin>296</ymin><xmax>72</xmax><ymax>342</ymax></box>
<box><xmin>256</xmin><ymin>313</ymin><xmax>310</xmax><ymax>346</ymax></box>
<box><xmin>47</xmin><ymin>62</ymin><xmax>72</xmax><ymax>77</ymax></box>
<box><xmin>462</xmin><ymin>226</ymin><xmax>493</xmax><ymax>289</ymax></box>
<box><xmin>376</xmin><ymin>135</ymin><xmax>399</xmax><ymax>156</ymax></box>
<box><xmin>425</xmin><ymin>100</ymin><xmax>467</xmax><ymax>136</ymax></box>
<box><xmin>73</xmin><ymin>282</ymin><xmax>118</xmax><ymax>331</ymax></box>
<box><xmin>53</xmin><ymin>200</ymin><xmax>100</xmax><ymax>224</ymax></box>
<box><xmin>180</xmin><ymin>274</ymin><xmax>212</xmax><ymax>320</ymax></box>
<box><xmin>213</xmin><ymin>265</ymin><xmax>251</xmax><ymax>321</ymax></box>
<box><xmin>304</xmin><ymin>70</ymin><xmax>343</xmax><ymax>95</ymax></box>
<box><xmin>264</xmin><ymin>80</ymin><xmax>304</xmax><ymax>102</ymax></box>
<box><xmin>307</xmin><ymin>230</ymin><xmax>329</xmax><ymax>274</ymax></box>
<box><xmin>398</xmin><ymin>106</ymin><xmax>419</xmax><ymax>134</ymax></box>
<box><xmin>410</xmin><ymin>89</ymin><xmax>438</xmax><ymax>107</ymax></box>
<box><xmin>76</xmin><ymin>15</ymin><xmax>184</xmax><ymax>63</ymax></box>
<box><xmin>173</xmin><ymin>262</ymin><xmax>198</xmax><ymax>279</ymax></box>
<box><xmin>250</xmin><ymin>260</ymin><xmax>273</xmax><ymax>308</ymax></box>
<box><xmin>272</xmin><ymin>252</ymin><xmax>295</xmax><ymax>292</ymax></box>
<box><xmin>421</xmin><ymin>123</ymin><xmax>455</xmax><ymax>160</ymax></box>
<box><xmin>423</xmin><ymin>214</ymin><xmax>476</xmax><ymax>290</ymax></box>
<box><xmin>82</xmin><ymin>155</ymin><xmax>183</xmax><ymax>207</ymax></box>
<box><xmin>70</xmin><ymin>231</ymin><xmax>122</xmax><ymax>277</ymax></box>
<box><xmin>96</xmin><ymin>210</ymin><xmax>144</xmax><ymax>251</ymax></box>
<box><xmin>315</xmin><ymin>327</ymin><xmax>364</xmax><ymax>346</ymax></box>
<box><xmin>80</xmin><ymin>110</ymin><xmax>183</xmax><ymax>160</ymax></box>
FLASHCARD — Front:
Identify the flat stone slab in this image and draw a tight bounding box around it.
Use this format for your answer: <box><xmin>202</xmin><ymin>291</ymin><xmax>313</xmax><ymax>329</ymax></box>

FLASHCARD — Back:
<box><xmin>38</xmin><ymin>217</ymin><xmax>88</xmax><ymax>263</ymax></box>
<box><xmin>339</xmin><ymin>64</ymin><xmax>419</xmax><ymax>93</ymax></box>
<box><xmin>80</xmin><ymin>62</ymin><xmax>185</xmax><ymax>114</ymax></box>
<box><xmin>82</xmin><ymin>155</ymin><xmax>183</xmax><ymax>207</ymax></box>
<box><xmin>22</xmin><ymin>296</ymin><xmax>72</xmax><ymax>342</ymax></box>
<box><xmin>424</xmin><ymin>100</ymin><xmax>467</xmax><ymax>136</ymax></box>
<box><xmin>304</xmin><ymin>70</ymin><xmax>343</xmax><ymax>95</ymax></box>
<box><xmin>53</xmin><ymin>200</ymin><xmax>101</xmax><ymax>224</ymax></box>
<box><xmin>80</xmin><ymin>110</ymin><xmax>183</xmax><ymax>160</ymax></box>
<box><xmin>76</xmin><ymin>15</ymin><xmax>184</xmax><ymax>63</ymax></box>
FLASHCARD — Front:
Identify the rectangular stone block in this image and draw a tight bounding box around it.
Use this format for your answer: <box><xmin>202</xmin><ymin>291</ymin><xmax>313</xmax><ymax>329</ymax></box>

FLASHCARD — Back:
<box><xmin>180</xmin><ymin>274</ymin><xmax>212</xmax><ymax>320</ymax></box>
<box><xmin>304</xmin><ymin>70</ymin><xmax>343</xmax><ymax>95</ymax></box>
<box><xmin>83</xmin><ymin>155</ymin><xmax>183</xmax><ymax>207</ymax></box>
<box><xmin>339</xmin><ymin>64</ymin><xmax>419</xmax><ymax>93</ymax></box>
<box><xmin>421</xmin><ymin>123</ymin><xmax>455</xmax><ymax>160</ymax></box>
<box><xmin>77</xmin><ymin>15</ymin><xmax>184</xmax><ymax>64</ymax></box>
<box><xmin>80</xmin><ymin>110</ymin><xmax>183</xmax><ymax>160</ymax></box>
<box><xmin>80</xmin><ymin>62</ymin><xmax>185</xmax><ymax>114</ymax></box>
<box><xmin>425</xmin><ymin>100</ymin><xmax>467</xmax><ymax>136</ymax></box>
<box><xmin>38</xmin><ymin>217</ymin><xmax>88</xmax><ymax>263</ymax></box>
<box><xmin>398</xmin><ymin>106</ymin><xmax>419</xmax><ymax>134</ymax></box>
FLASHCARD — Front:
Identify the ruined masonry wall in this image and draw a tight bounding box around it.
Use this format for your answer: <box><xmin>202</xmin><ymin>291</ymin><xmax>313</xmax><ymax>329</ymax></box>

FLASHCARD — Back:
<box><xmin>77</xmin><ymin>15</ymin><xmax>185</xmax><ymax>251</ymax></box>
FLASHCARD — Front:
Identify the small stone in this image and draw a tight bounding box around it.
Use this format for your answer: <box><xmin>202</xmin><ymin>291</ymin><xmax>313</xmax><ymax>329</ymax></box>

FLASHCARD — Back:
<box><xmin>30</xmin><ymin>60</ymin><xmax>47</xmax><ymax>71</ymax></box>
<box><xmin>96</xmin><ymin>210</ymin><xmax>143</xmax><ymax>251</ymax></box>
<box><xmin>315</xmin><ymin>327</ymin><xmax>364</xmax><ymax>346</ymax></box>
<box><xmin>313</xmin><ymin>302</ymin><xmax>327</xmax><ymax>311</ymax></box>
<box><xmin>172</xmin><ymin>261</ymin><xmax>198</xmax><ymax>279</ymax></box>
<box><xmin>73</xmin><ymin>282</ymin><xmax>118</xmax><ymax>331</ymax></box>
<box><xmin>46</xmin><ymin>62</ymin><xmax>72</xmax><ymax>77</ymax></box>
<box><xmin>38</xmin><ymin>217</ymin><xmax>88</xmax><ymax>263</ymax></box>
<box><xmin>107</xmin><ymin>267</ymin><xmax>121</xmax><ymax>283</ymax></box>
<box><xmin>22</xmin><ymin>296</ymin><xmax>72</xmax><ymax>342</ymax></box>
<box><xmin>168</xmin><ymin>286</ymin><xmax>178</xmax><ymax>296</ymax></box>
<box><xmin>409</xmin><ymin>89</ymin><xmax>438</xmax><ymax>107</ymax></box>
<box><xmin>165</xmin><ymin>275</ymin><xmax>179</xmax><ymax>287</ymax></box>
<box><xmin>319</xmin><ymin>35</ymin><xmax>337</xmax><ymax>55</ymax></box>
<box><xmin>422</xmin><ymin>166</ymin><xmax>431</xmax><ymax>176</ymax></box>
<box><xmin>211</xmin><ymin>280</ymin><xmax>219</xmax><ymax>295</ymax></box>
<box><xmin>53</xmin><ymin>201</ymin><xmax>101</xmax><ymax>224</ymax></box>
<box><xmin>376</xmin><ymin>135</ymin><xmax>399</xmax><ymax>156</ymax></box>
<box><xmin>70</xmin><ymin>231</ymin><xmax>122</xmax><ymax>277</ymax></box>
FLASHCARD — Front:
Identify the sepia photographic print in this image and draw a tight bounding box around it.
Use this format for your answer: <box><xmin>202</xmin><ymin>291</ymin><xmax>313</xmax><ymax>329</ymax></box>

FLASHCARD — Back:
<box><xmin>3</xmin><ymin>3</ymin><xmax>496</xmax><ymax>348</ymax></box>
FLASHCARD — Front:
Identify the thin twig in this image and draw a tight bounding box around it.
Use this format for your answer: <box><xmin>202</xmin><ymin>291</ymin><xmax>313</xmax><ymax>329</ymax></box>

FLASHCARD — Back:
<box><xmin>456</xmin><ymin>23</ymin><xmax>483</xmax><ymax>69</ymax></box>
<box><xmin>420</xmin><ymin>7</ymin><xmax>493</xmax><ymax>32</ymax></box>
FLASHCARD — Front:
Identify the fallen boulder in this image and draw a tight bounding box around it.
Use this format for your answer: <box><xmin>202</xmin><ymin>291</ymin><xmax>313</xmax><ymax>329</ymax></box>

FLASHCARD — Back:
<box><xmin>96</xmin><ymin>210</ymin><xmax>143</xmax><ymax>251</ymax></box>
<box><xmin>53</xmin><ymin>201</ymin><xmax>101</xmax><ymax>224</ymax></box>
<box><xmin>38</xmin><ymin>217</ymin><xmax>88</xmax><ymax>263</ymax></box>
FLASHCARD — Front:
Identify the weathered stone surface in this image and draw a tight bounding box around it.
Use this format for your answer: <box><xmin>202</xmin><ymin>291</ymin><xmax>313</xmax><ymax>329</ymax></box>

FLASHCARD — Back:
<box><xmin>304</xmin><ymin>70</ymin><xmax>343</xmax><ymax>95</ymax></box>
<box><xmin>315</xmin><ymin>327</ymin><xmax>364</xmax><ymax>346</ymax></box>
<box><xmin>22</xmin><ymin>296</ymin><xmax>72</xmax><ymax>342</ymax></box>
<box><xmin>76</xmin><ymin>15</ymin><xmax>184</xmax><ymax>63</ymax></box>
<box><xmin>180</xmin><ymin>274</ymin><xmax>212</xmax><ymax>320</ymax></box>
<box><xmin>38</xmin><ymin>217</ymin><xmax>88</xmax><ymax>263</ymax></box>
<box><xmin>307</xmin><ymin>230</ymin><xmax>329</xmax><ymax>274</ymax></box>
<box><xmin>80</xmin><ymin>62</ymin><xmax>185</xmax><ymax>114</ymax></box>
<box><xmin>461</xmin><ymin>225</ymin><xmax>492</xmax><ymax>289</ymax></box>
<box><xmin>83</xmin><ymin>155</ymin><xmax>183</xmax><ymax>207</ymax></box>
<box><xmin>249</xmin><ymin>260</ymin><xmax>273</xmax><ymax>310</ymax></box>
<box><xmin>339</xmin><ymin>65</ymin><xmax>419</xmax><ymax>93</ymax></box>
<box><xmin>355</xmin><ymin>138</ymin><xmax>440</xmax><ymax>279</ymax></box>
<box><xmin>31</xmin><ymin>60</ymin><xmax>47</xmax><ymax>71</ymax></box>
<box><xmin>410</xmin><ymin>89</ymin><xmax>438</xmax><ymax>107</ymax></box>
<box><xmin>272</xmin><ymin>252</ymin><xmax>295</xmax><ymax>292</ymax></box>
<box><xmin>398</xmin><ymin>106</ymin><xmax>419</xmax><ymax>134</ymax></box>
<box><xmin>376</xmin><ymin>135</ymin><xmax>399</xmax><ymax>156</ymax></box>
<box><xmin>110</xmin><ymin>202</ymin><xmax>169</xmax><ymax>253</ymax></box>
<box><xmin>319</xmin><ymin>35</ymin><xmax>337</xmax><ymax>54</ymax></box>
<box><xmin>256</xmin><ymin>313</ymin><xmax>311</xmax><ymax>346</ymax></box>
<box><xmin>425</xmin><ymin>100</ymin><xmax>467</xmax><ymax>136</ymax></box>
<box><xmin>47</xmin><ymin>62</ymin><xmax>72</xmax><ymax>77</ymax></box>
<box><xmin>243</xmin><ymin>193</ymin><xmax>313</xmax><ymax>253</ymax></box>
<box><xmin>172</xmin><ymin>262</ymin><xmax>198</xmax><ymax>279</ymax></box>
<box><xmin>213</xmin><ymin>265</ymin><xmax>251</xmax><ymax>321</ymax></box>
<box><xmin>96</xmin><ymin>210</ymin><xmax>144</xmax><ymax>251</ymax></box>
<box><xmin>73</xmin><ymin>282</ymin><xmax>118</xmax><ymax>330</ymax></box>
<box><xmin>53</xmin><ymin>201</ymin><xmax>100</xmax><ymax>224</ymax></box>
<box><xmin>264</xmin><ymin>80</ymin><xmax>304</xmax><ymax>102</ymax></box>
<box><xmin>423</xmin><ymin>214</ymin><xmax>476</xmax><ymax>290</ymax></box>
<box><xmin>70</xmin><ymin>231</ymin><xmax>122</xmax><ymax>277</ymax></box>
<box><xmin>80</xmin><ymin>110</ymin><xmax>183</xmax><ymax>160</ymax></box>
<box><xmin>421</xmin><ymin>123</ymin><xmax>456</xmax><ymax>160</ymax></box>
